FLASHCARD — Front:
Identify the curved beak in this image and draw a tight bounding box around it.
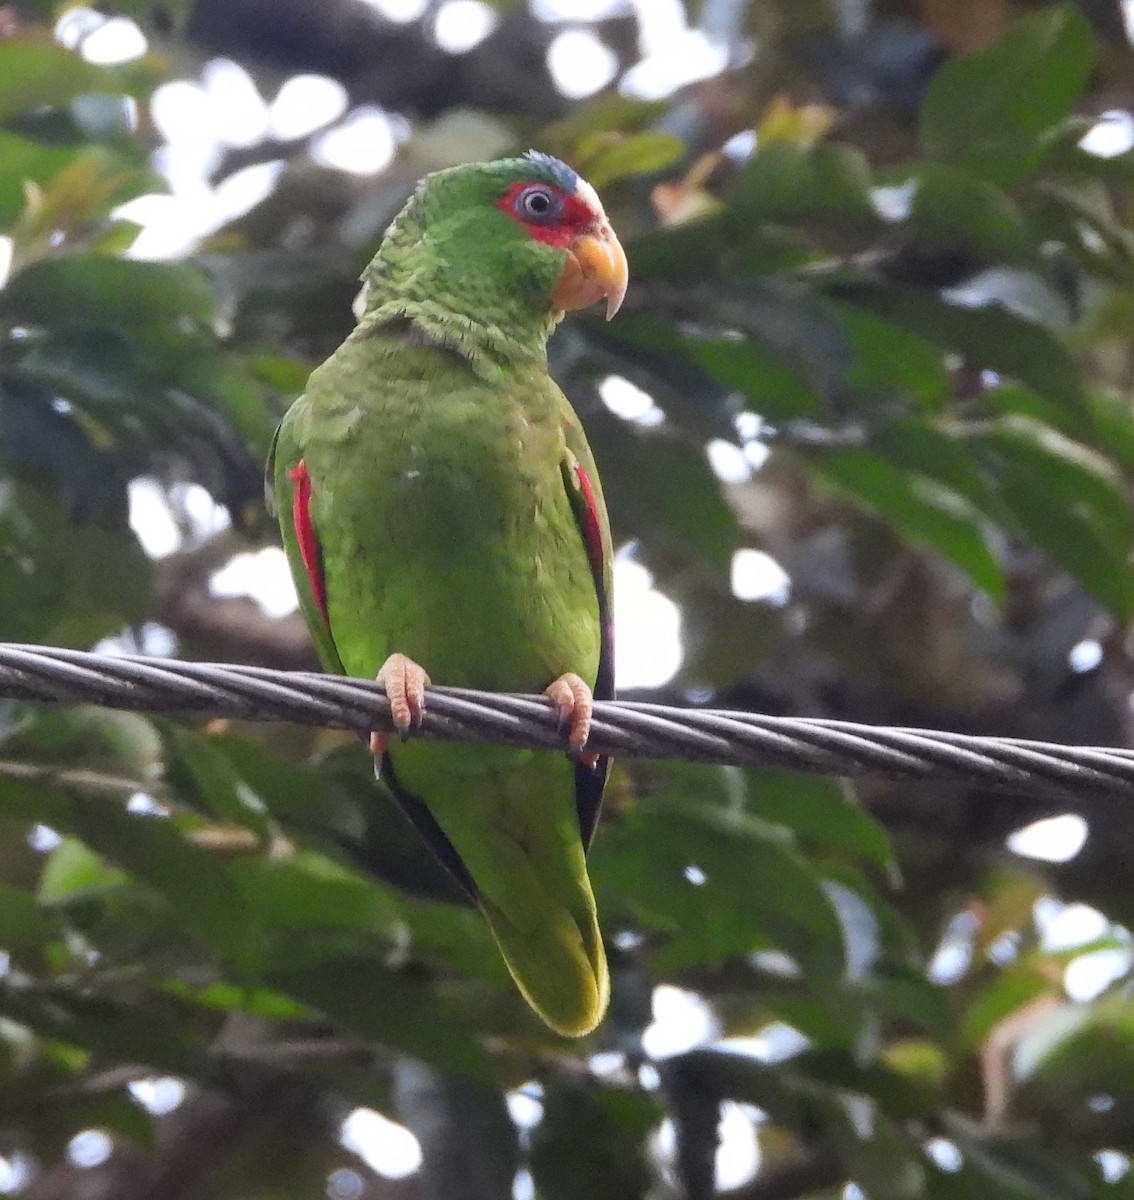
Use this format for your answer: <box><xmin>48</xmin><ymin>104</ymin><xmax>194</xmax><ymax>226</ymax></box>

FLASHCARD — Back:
<box><xmin>551</xmin><ymin>221</ymin><xmax>628</xmax><ymax>320</ymax></box>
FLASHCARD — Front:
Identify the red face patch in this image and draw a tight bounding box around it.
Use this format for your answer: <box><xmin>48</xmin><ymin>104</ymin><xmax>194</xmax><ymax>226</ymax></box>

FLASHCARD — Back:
<box><xmin>495</xmin><ymin>180</ymin><xmax>594</xmax><ymax>248</ymax></box>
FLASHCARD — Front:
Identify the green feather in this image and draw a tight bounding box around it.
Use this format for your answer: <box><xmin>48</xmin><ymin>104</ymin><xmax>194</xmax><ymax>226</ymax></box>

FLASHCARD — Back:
<box><xmin>272</xmin><ymin>157</ymin><xmax>614</xmax><ymax>1036</ymax></box>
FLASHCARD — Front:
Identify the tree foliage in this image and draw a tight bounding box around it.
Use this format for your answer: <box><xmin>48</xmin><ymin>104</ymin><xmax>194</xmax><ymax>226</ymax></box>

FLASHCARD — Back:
<box><xmin>3</xmin><ymin>2</ymin><xmax>1134</xmax><ymax>1198</ymax></box>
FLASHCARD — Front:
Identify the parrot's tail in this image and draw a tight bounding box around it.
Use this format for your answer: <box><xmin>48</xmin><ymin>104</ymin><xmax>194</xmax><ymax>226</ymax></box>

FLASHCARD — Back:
<box><xmin>383</xmin><ymin>744</ymin><xmax>610</xmax><ymax>1037</ymax></box>
<box><xmin>479</xmin><ymin>877</ymin><xmax>609</xmax><ymax>1038</ymax></box>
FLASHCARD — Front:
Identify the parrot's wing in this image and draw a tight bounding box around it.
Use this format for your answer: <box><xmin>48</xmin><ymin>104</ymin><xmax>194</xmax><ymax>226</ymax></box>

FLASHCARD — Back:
<box><xmin>561</xmin><ymin>415</ymin><xmax>614</xmax><ymax>850</ymax></box>
<box><xmin>267</xmin><ymin>415</ymin><xmax>347</xmax><ymax>675</ymax></box>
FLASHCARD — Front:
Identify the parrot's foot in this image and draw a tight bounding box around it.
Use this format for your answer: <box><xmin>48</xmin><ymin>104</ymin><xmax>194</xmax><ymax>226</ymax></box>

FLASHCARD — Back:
<box><xmin>369</xmin><ymin>653</ymin><xmax>432</xmax><ymax>756</ymax></box>
<box><xmin>545</xmin><ymin>672</ymin><xmax>594</xmax><ymax>754</ymax></box>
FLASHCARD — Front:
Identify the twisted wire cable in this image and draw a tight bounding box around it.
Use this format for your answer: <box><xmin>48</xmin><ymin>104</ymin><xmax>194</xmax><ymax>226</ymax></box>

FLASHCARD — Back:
<box><xmin>0</xmin><ymin>642</ymin><xmax>1132</xmax><ymax>802</ymax></box>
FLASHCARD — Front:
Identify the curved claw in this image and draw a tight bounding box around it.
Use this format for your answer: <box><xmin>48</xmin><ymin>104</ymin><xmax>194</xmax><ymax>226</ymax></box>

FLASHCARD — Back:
<box><xmin>370</xmin><ymin>653</ymin><xmax>432</xmax><ymax>756</ymax></box>
<box><xmin>545</xmin><ymin>671</ymin><xmax>594</xmax><ymax>752</ymax></box>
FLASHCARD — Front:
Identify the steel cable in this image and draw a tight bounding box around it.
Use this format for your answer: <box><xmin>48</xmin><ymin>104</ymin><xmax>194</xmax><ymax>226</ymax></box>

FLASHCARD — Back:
<box><xmin>0</xmin><ymin>642</ymin><xmax>1130</xmax><ymax>802</ymax></box>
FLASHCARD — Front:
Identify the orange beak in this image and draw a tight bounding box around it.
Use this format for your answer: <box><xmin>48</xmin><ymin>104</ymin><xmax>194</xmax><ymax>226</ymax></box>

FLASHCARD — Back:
<box><xmin>551</xmin><ymin>221</ymin><xmax>628</xmax><ymax>320</ymax></box>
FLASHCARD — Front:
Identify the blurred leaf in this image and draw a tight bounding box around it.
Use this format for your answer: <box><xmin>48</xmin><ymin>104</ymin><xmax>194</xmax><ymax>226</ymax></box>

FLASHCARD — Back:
<box><xmin>393</xmin><ymin>1060</ymin><xmax>519</xmax><ymax>1200</ymax></box>
<box><xmin>687</xmin><ymin>337</ymin><xmax>825</xmax><ymax>421</ymax></box>
<box><xmin>921</xmin><ymin>6</ymin><xmax>1094</xmax><ymax>186</ymax></box>
<box><xmin>745</xmin><ymin>769</ymin><xmax>894</xmax><ymax>873</ymax></box>
<box><xmin>0</xmin><ymin>880</ymin><xmax>58</xmax><ymax>946</ymax></box>
<box><xmin>216</xmin><ymin>735</ymin><xmax>470</xmax><ymax>906</ymax></box>
<box><xmin>732</xmin><ymin>140</ymin><xmax>876</xmax><ymax>226</ymax></box>
<box><xmin>895</xmin><ymin>163</ymin><xmax>1034</xmax><ymax>266</ymax></box>
<box><xmin>0</xmin><ymin>981</ymin><xmax>203</xmax><ymax>1073</ymax></box>
<box><xmin>851</xmin><ymin>1121</ymin><xmax>926</xmax><ymax>1200</ymax></box>
<box><xmin>230</xmin><ymin>851</ymin><xmax>404</xmax><ymax>948</ymax></box>
<box><xmin>268</xmin><ymin>955</ymin><xmax>490</xmax><ymax>1079</ymax></box>
<box><xmin>0</xmin><ymin>133</ymin><xmax>77</xmax><ymax>229</ymax></box>
<box><xmin>0</xmin><ymin>482</ymin><xmax>150</xmax><ymax>645</ymax></box>
<box><xmin>63</xmin><ymin>802</ymin><xmax>257</xmax><ymax>965</ymax></box>
<box><xmin>816</xmin><ymin>448</ymin><xmax>1005</xmax><ymax>599</ymax></box>
<box><xmin>39</xmin><ymin>837</ymin><xmax>130</xmax><ymax>905</ymax></box>
<box><xmin>0</xmin><ymin>37</ymin><xmax>112</xmax><ymax>122</ymax></box>
<box><xmin>870</xmin><ymin>420</ymin><xmax>1003</xmax><ymax>516</ymax></box>
<box><xmin>159</xmin><ymin>722</ymin><xmax>275</xmax><ymax>840</ymax></box>
<box><xmin>0</xmin><ymin>707</ymin><xmax>161</xmax><ymax>778</ymax></box>
<box><xmin>589</xmin><ymin>410</ymin><xmax>740</xmax><ymax>569</ymax></box>
<box><xmin>1</xmin><ymin>255</ymin><xmax>216</xmax><ymax>332</ymax></box>
<box><xmin>837</xmin><ymin>306</ymin><xmax>951</xmax><ymax>412</ymax></box>
<box><xmin>581</xmin><ymin>131</ymin><xmax>685</xmax><ymax>187</ymax></box>
<box><xmin>660</xmin><ymin>1049</ymin><xmax>809</xmax><ymax>1133</ymax></box>
<box><xmin>959</xmin><ymin>965</ymin><xmax>1055</xmax><ymax>1048</ymax></box>
<box><xmin>543</xmin><ymin>95</ymin><xmax>671</xmax><ymax>152</ymax></box>
<box><xmin>966</xmin><ymin>417</ymin><xmax>1134</xmax><ymax>615</ymax></box>
<box><xmin>945</xmin><ymin>1131</ymin><xmax>1100</xmax><ymax>1200</ymax></box>
<box><xmin>832</xmin><ymin>285</ymin><xmax>1085</xmax><ymax>417</ymax></box>
<box><xmin>530</xmin><ymin>1079</ymin><xmax>656</xmax><ymax>1200</ymax></box>
<box><xmin>594</xmin><ymin>764</ymin><xmax>845</xmax><ymax>981</ymax></box>
<box><xmin>11</xmin><ymin>151</ymin><xmax>145</xmax><ymax>253</ymax></box>
<box><xmin>796</xmin><ymin>1048</ymin><xmax>938</xmax><ymax>1120</ymax></box>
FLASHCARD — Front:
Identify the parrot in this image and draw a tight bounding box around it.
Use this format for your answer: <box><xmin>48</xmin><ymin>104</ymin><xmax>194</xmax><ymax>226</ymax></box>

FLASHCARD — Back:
<box><xmin>268</xmin><ymin>152</ymin><xmax>628</xmax><ymax>1037</ymax></box>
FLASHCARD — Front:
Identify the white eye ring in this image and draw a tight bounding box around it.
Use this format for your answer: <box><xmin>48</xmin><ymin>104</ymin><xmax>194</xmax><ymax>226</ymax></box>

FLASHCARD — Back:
<box><xmin>514</xmin><ymin>184</ymin><xmax>563</xmax><ymax>224</ymax></box>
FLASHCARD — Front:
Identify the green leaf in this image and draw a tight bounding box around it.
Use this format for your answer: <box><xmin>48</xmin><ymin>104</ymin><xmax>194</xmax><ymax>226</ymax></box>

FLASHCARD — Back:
<box><xmin>959</xmin><ymin>965</ymin><xmax>1054</xmax><ymax>1047</ymax></box>
<box><xmin>39</xmin><ymin>837</ymin><xmax>131</xmax><ymax>905</ymax></box>
<box><xmin>896</xmin><ymin>163</ymin><xmax>1034</xmax><ymax>266</ymax></box>
<box><xmin>832</xmin><ymin>286</ymin><xmax>1085</xmax><ymax>418</ymax></box>
<box><xmin>589</xmin><ymin>410</ymin><xmax>741</xmax><ymax>569</ymax></box>
<box><xmin>159</xmin><ymin>722</ymin><xmax>274</xmax><ymax>840</ymax></box>
<box><xmin>836</xmin><ymin>306</ymin><xmax>951</xmax><ymax>412</ymax></box>
<box><xmin>688</xmin><ymin>338</ymin><xmax>825</xmax><ymax>420</ymax></box>
<box><xmin>733</xmin><ymin>140</ymin><xmax>876</xmax><ymax>226</ymax></box>
<box><xmin>0</xmin><ymin>38</ymin><xmax>111</xmax><ymax>122</ymax></box>
<box><xmin>965</xmin><ymin>417</ymin><xmax>1134</xmax><ymax>615</ymax></box>
<box><xmin>268</xmin><ymin>955</ymin><xmax>490</xmax><ymax>1079</ymax></box>
<box><xmin>0</xmin><ymin>774</ymin><xmax>254</xmax><ymax>963</ymax></box>
<box><xmin>0</xmin><ymin>133</ymin><xmax>77</xmax><ymax>229</ymax></box>
<box><xmin>945</xmin><ymin>1131</ymin><xmax>1099</xmax><ymax>1200</ymax></box>
<box><xmin>217</xmin><ymin>736</ymin><xmax>470</xmax><ymax>906</ymax></box>
<box><xmin>593</xmin><ymin>765</ymin><xmax>845</xmax><ymax>981</ymax></box>
<box><xmin>816</xmin><ymin>448</ymin><xmax>1006</xmax><ymax>599</ymax></box>
<box><xmin>582</xmin><ymin>131</ymin><xmax>685</xmax><ymax>187</ymax></box>
<box><xmin>0</xmin><ymin>880</ymin><xmax>59</xmax><ymax>946</ymax></box>
<box><xmin>0</xmin><ymin>483</ymin><xmax>151</xmax><ymax>646</ymax></box>
<box><xmin>921</xmin><ymin>6</ymin><xmax>1095</xmax><ymax>186</ymax></box>
<box><xmin>543</xmin><ymin>95</ymin><xmax>671</xmax><ymax>151</ymax></box>
<box><xmin>0</xmin><ymin>981</ymin><xmax>203</xmax><ymax>1073</ymax></box>
<box><xmin>745</xmin><ymin>769</ymin><xmax>894</xmax><ymax>873</ymax></box>
<box><xmin>794</xmin><ymin>1048</ymin><xmax>937</xmax><ymax>1120</ymax></box>
<box><xmin>0</xmin><ymin>256</ymin><xmax>216</xmax><ymax>333</ymax></box>
<box><xmin>230</xmin><ymin>851</ymin><xmax>404</xmax><ymax>946</ymax></box>
<box><xmin>63</xmin><ymin>802</ymin><xmax>258</xmax><ymax>964</ymax></box>
<box><xmin>871</xmin><ymin>420</ymin><xmax>1005</xmax><ymax>517</ymax></box>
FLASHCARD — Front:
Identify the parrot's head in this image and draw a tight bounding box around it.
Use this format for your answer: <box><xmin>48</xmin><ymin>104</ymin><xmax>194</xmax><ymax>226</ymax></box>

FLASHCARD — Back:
<box><xmin>356</xmin><ymin>153</ymin><xmax>628</xmax><ymax>362</ymax></box>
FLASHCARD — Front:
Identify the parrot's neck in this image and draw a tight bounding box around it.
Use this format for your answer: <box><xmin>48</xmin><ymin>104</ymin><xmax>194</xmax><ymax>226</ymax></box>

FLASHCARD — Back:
<box><xmin>352</xmin><ymin>193</ymin><xmax>564</xmax><ymax>378</ymax></box>
<box><xmin>357</xmin><ymin>291</ymin><xmax>559</xmax><ymax>379</ymax></box>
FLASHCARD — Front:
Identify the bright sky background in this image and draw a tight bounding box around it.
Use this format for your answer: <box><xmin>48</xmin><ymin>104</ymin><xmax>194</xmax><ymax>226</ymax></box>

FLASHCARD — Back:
<box><xmin>24</xmin><ymin>2</ymin><xmax>1134</xmax><ymax>1193</ymax></box>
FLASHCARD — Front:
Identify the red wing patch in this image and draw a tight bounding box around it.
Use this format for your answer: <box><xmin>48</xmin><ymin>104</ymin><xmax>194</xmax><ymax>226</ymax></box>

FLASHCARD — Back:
<box><xmin>288</xmin><ymin>459</ymin><xmax>329</xmax><ymax>628</ymax></box>
<box><xmin>574</xmin><ymin>461</ymin><xmax>615</xmax><ymax>705</ymax></box>
<box><xmin>573</xmin><ymin>462</ymin><xmax>605</xmax><ymax>579</ymax></box>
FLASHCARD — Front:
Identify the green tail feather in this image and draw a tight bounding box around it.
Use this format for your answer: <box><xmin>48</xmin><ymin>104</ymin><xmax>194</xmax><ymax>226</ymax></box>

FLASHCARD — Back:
<box><xmin>479</xmin><ymin>875</ymin><xmax>609</xmax><ymax>1038</ymax></box>
<box><xmin>390</xmin><ymin>742</ymin><xmax>609</xmax><ymax>1037</ymax></box>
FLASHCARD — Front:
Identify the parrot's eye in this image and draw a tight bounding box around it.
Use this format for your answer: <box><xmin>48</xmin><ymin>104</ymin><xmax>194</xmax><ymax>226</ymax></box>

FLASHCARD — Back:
<box><xmin>513</xmin><ymin>184</ymin><xmax>564</xmax><ymax>225</ymax></box>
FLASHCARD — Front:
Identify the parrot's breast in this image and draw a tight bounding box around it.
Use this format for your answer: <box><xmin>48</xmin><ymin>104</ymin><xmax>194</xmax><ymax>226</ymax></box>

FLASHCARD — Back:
<box><xmin>297</xmin><ymin>330</ymin><xmax>601</xmax><ymax>696</ymax></box>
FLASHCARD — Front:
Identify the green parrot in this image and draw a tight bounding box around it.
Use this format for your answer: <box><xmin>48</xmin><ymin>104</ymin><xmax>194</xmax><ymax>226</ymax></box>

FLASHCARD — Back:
<box><xmin>268</xmin><ymin>152</ymin><xmax>627</xmax><ymax>1037</ymax></box>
